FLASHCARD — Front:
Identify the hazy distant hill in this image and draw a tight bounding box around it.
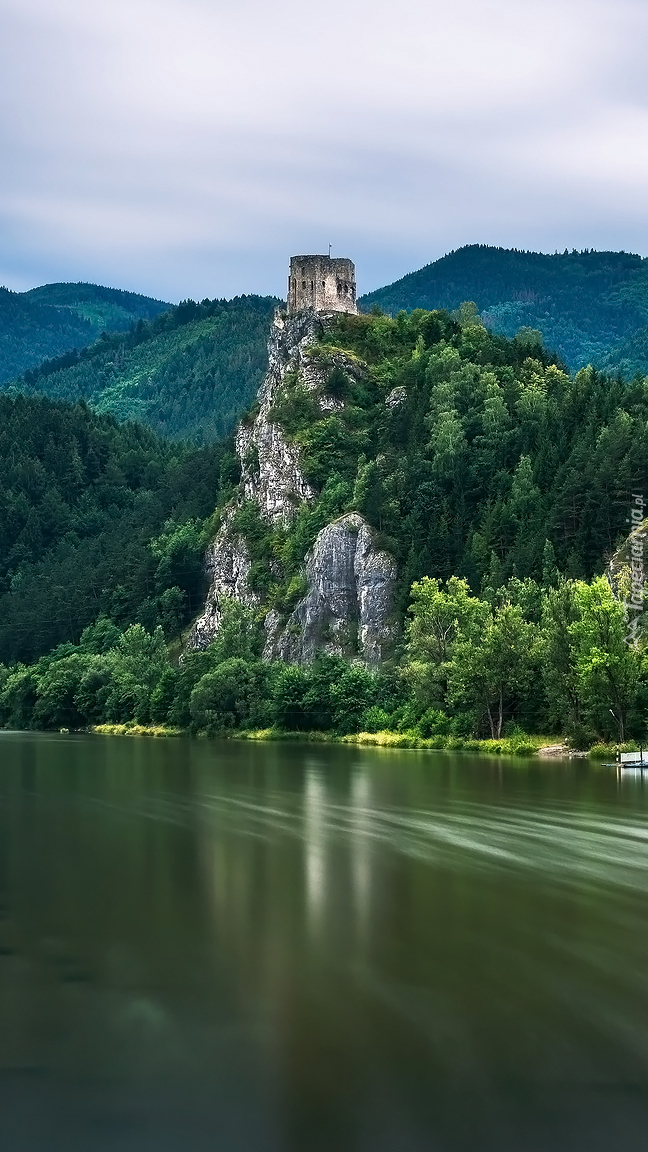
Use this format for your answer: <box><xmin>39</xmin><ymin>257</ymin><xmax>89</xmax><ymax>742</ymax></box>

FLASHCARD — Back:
<box><xmin>6</xmin><ymin>295</ymin><xmax>278</xmax><ymax>443</ymax></box>
<box><xmin>0</xmin><ymin>281</ymin><xmax>170</xmax><ymax>384</ymax></box>
<box><xmin>360</xmin><ymin>245</ymin><xmax>648</xmax><ymax>375</ymax></box>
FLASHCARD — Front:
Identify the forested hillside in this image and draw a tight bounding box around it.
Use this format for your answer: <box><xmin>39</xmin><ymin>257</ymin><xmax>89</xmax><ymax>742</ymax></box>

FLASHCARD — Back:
<box><xmin>360</xmin><ymin>246</ymin><xmax>648</xmax><ymax>375</ymax></box>
<box><xmin>7</xmin><ymin>295</ymin><xmax>278</xmax><ymax>442</ymax></box>
<box><xmin>230</xmin><ymin>306</ymin><xmax>646</xmax><ymax>622</ymax></box>
<box><xmin>3</xmin><ymin>307</ymin><xmax>648</xmax><ymax>746</ymax></box>
<box><xmin>0</xmin><ymin>282</ymin><xmax>169</xmax><ymax>383</ymax></box>
<box><xmin>0</xmin><ymin>394</ymin><xmax>236</xmax><ymax>664</ymax></box>
<box><xmin>9</xmin><ymin>248</ymin><xmax>648</xmax><ymax>450</ymax></box>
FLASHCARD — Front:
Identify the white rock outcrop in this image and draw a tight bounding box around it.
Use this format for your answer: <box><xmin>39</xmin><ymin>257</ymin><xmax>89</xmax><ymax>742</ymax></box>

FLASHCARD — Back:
<box><xmin>264</xmin><ymin>514</ymin><xmax>397</xmax><ymax>666</ymax></box>
<box><xmin>187</xmin><ymin>511</ymin><xmax>261</xmax><ymax>650</ymax></box>
<box><xmin>235</xmin><ymin>310</ymin><xmax>318</xmax><ymax>523</ymax></box>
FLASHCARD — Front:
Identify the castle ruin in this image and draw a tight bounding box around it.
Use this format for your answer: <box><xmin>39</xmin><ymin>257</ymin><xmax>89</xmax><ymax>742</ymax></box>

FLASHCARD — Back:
<box><xmin>287</xmin><ymin>255</ymin><xmax>357</xmax><ymax>315</ymax></box>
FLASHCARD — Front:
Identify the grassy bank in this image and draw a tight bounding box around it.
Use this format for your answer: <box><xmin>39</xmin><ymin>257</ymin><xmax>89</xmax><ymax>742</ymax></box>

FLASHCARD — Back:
<box><xmin>588</xmin><ymin>741</ymin><xmax>640</xmax><ymax>759</ymax></box>
<box><xmin>343</xmin><ymin>731</ymin><xmax>545</xmax><ymax>755</ymax></box>
<box><xmin>89</xmin><ymin>723</ymin><xmax>547</xmax><ymax>754</ymax></box>
<box><xmin>92</xmin><ymin>723</ymin><xmax>183</xmax><ymax>738</ymax></box>
<box><xmin>89</xmin><ymin>724</ymin><xmax>635</xmax><ymax>759</ymax></box>
<box><xmin>235</xmin><ymin>729</ymin><xmax>561</xmax><ymax>756</ymax></box>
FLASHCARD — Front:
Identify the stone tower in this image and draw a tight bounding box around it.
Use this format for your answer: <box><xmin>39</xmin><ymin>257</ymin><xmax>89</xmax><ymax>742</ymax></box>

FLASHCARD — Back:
<box><xmin>287</xmin><ymin>255</ymin><xmax>357</xmax><ymax>315</ymax></box>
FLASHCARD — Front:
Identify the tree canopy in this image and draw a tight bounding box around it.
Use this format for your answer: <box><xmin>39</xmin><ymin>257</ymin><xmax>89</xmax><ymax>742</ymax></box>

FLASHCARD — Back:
<box><xmin>360</xmin><ymin>245</ymin><xmax>648</xmax><ymax>376</ymax></box>
<box><xmin>0</xmin><ymin>393</ymin><xmax>236</xmax><ymax>664</ymax></box>
<box><xmin>0</xmin><ymin>281</ymin><xmax>169</xmax><ymax>384</ymax></box>
<box><xmin>5</xmin><ymin>295</ymin><xmax>278</xmax><ymax>443</ymax></box>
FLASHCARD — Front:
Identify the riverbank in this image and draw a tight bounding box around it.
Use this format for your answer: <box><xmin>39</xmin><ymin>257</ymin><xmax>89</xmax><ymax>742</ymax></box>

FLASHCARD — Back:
<box><xmin>88</xmin><ymin>724</ymin><xmax>635</xmax><ymax>760</ymax></box>
<box><xmin>92</xmin><ymin>723</ymin><xmax>183</xmax><ymax>738</ymax></box>
<box><xmin>240</xmin><ymin>729</ymin><xmax>550</xmax><ymax>756</ymax></box>
<box><xmin>88</xmin><ymin>724</ymin><xmax>566</xmax><ymax>757</ymax></box>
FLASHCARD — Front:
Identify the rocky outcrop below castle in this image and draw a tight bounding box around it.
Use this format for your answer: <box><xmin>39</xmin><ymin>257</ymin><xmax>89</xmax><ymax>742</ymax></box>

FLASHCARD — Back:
<box><xmin>235</xmin><ymin>310</ymin><xmax>318</xmax><ymax>523</ymax></box>
<box><xmin>188</xmin><ymin>310</ymin><xmax>398</xmax><ymax>665</ymax></box>
<box><xmin>264</xmin><ymin>514</ymin><xmax>397</xmax><ymax>666</ymax></box>
<box><xmin>187</xmin><ymin>510</ymin><xmax>261</xmax><ymax>651</ymax></box>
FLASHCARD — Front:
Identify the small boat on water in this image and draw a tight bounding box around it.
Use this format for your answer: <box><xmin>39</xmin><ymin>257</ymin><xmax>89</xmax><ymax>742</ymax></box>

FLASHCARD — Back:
<box><xmin>619</xmin><ymin>751</ymin><xmax>648</xmax><ymax>769</ymax></box>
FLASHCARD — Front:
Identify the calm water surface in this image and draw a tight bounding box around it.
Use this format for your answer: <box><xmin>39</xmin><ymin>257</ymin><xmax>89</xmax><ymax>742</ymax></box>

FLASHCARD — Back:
<box><xmin>1</xmin><ymin>734</ymin><xmax>648</xmax><ymax>1150</ymax></box>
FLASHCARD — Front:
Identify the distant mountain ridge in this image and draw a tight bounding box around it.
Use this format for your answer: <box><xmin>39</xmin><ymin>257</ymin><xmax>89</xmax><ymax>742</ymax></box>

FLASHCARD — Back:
<box><xmin>0</xmin><ymin>281</ymin><xmax>170</xmax><ymax>384</ymax></box>
<box><xmin>6</xmin><ymin>294</ymin><xmax>279</xmax><ymax>443</ymax></box>
<box><xmin>6</xmin><ymin>246</ymin><xmax>648</xmax><ymax>446</ymax></box>
<box><xmin>359</xmin><ymin>245</ymin><xmax>648</xmax><ymax>375</ymax></box>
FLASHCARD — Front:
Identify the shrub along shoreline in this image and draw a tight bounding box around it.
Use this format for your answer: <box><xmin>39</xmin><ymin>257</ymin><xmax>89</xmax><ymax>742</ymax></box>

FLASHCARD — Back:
<box><xmin>2</xmin><ymin>582</ymin><xmax>644</xmax><ymax>758</ymax></box>
<box><xmin>86</xmin><ymin>722</ymin><xmax>631</xmax><ymax>761</ymax></box>
<box><xmin>238</xmin><ymin>728</ymin><xmax>545</xmax><ymax>755</ymax></box>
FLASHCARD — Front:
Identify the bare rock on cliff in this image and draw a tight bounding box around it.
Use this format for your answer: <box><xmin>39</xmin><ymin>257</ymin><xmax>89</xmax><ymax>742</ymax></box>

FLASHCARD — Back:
<box><xmin>235</xmin><ymin>310</ymin><xmax>319</xmax><ymax>524</ymax></box>
<box><xmin>264</xmin><ymin>513</ymin><xmax>397</xmax><ymax>666</ymax></box>
<box><xmin>385</xmin><ymin>385</ymin><xmax>407</xmax><ymax>409</ymax></box>
<box><xmin>235</xmin><ymin>309</ymin><xmax>366</xmax><ymax>523</ymax></box>
<box><xmin>187</xmin><ymin>511</ymin><xmax>260</xmax><ymax>651</ymax></box>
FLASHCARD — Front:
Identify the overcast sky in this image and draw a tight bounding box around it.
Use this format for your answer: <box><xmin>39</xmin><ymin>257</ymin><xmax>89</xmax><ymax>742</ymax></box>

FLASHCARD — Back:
<box><xmin>1</xmin><ymin>0</ymin><xmax>647</xmax><ymax>301</ymax></box>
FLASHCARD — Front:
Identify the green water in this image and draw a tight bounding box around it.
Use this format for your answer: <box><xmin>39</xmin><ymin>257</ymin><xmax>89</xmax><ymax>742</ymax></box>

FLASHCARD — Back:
<box><xmin>1</xmin><ymin>733</ymin><xmax>648</xmax><ymax>1150</ymax></box>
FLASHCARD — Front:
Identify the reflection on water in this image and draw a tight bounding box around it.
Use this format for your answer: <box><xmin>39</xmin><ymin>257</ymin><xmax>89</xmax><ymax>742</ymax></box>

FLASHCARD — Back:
<box><xmin>304</xmin><ymin>766</ymin><xmax>326</xmax><ymax>932</ymax></box>
<box><xmin>1</xmin><ymin>734</ymin><xmax>648</xmax><ymax>1149</ymax></box>
<box><xmin>350</xmin><ymin>769</ymin><xmax>372</xmax><ymax>936</ymax></box>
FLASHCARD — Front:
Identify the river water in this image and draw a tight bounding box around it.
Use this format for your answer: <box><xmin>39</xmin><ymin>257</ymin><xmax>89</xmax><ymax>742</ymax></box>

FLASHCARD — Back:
<box><xmin>1</xmin><ymin>733</ymin><xmax>648</xmax><ymax>1150</ymax></box>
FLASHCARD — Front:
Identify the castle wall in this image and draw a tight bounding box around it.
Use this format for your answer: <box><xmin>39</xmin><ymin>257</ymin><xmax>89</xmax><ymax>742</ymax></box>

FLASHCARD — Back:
<box><xmin>287</xmin><ymin>255</ymin><xmax>357</xmax><ymax>315</ymax></box>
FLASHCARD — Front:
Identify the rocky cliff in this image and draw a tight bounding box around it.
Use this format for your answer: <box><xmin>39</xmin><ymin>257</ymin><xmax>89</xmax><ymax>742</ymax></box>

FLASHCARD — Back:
<box><xmin>235</xmin><ymin>309</ymin><xmax>318</xmax><ymax>523</ymax></box>
<box><xmin>189</xmin><ymin>309</ymin><xmax>398</xmax><ymax>665</ymax></box>
<box><xmin>264</xmin><ymin>514</ymin><xmax>397</xmax><ymax>665</ymax></box>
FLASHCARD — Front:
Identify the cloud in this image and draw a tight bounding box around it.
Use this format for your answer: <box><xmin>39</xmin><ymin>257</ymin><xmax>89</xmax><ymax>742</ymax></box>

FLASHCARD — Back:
<box><xmin>0</xmin><ymin>0</ymin><xmax>647</xmax><ymax>298</ymax></box>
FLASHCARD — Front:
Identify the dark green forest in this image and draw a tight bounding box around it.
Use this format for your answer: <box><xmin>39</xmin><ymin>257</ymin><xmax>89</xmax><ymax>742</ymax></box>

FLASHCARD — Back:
<box><xmin>360</xmin><ymin>245</ymin><xmax>648</xmax><ymax>376</ymax></box>
<box><xmin>0</xmin><ymin>394</ymin><xmax>237</xmax><ymax>665</ymax></box>
<box><xmin>5</xmin><ymin>295</ymin><xmax>277</xmax><ymax>443</ymax></box>
<box><xmin>1</xmin><ymin>306</ymin><xmax>647</xmax><ymax>748</ymax></box>
<box><xmin>0</xmin><ymin>282</ymin><xmax>169</xmax><ymax>384</ymax></box>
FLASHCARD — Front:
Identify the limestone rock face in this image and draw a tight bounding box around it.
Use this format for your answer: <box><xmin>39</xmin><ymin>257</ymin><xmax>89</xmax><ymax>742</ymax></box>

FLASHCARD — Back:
<box><xmin>265</xmin><ymin>513</ymin><xmax>397</xmax><ymax>666</ymax></box>
<box><xmin>235</xmin><ymin>310</ymin><xmax>319</xmax><ymax>524</ymax></box>
<box><xmin>189</xmin><ymin>309</ymin><xmax>398</xmax><ymax>664</ymax></box>
<box><xmin>187</xmin><ymin>512</ymin><xmax>260</xmax><ymax>651</ymax></box>
<box><xmin>235</xmin><ymin>310</ymin><xmax>368</xmax><ymax>524</ymax></box>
